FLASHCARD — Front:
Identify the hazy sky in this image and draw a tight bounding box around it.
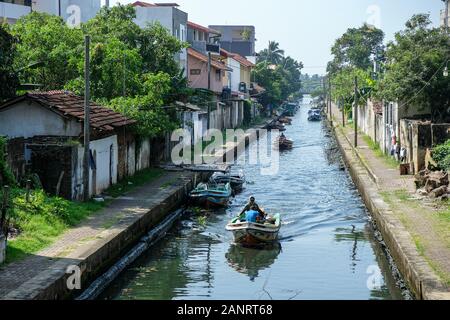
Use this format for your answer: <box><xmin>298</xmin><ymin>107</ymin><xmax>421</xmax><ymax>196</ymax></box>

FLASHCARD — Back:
<box><xmin>111</xmin><ymin>0</ymin><xmax>445</xmax><ymax>75</ymax></box>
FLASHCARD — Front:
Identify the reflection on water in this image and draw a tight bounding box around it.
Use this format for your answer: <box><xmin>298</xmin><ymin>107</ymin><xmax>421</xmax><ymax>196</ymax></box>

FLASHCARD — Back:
<box><xmin>100</xmin><ymin>96</ymin><xmax>406</xmax><ymax>300</ymax></box>
<box><xmin>226</xmin><ymin>244</ymin><xmax>282</xmax><ymax>282</ymax></box>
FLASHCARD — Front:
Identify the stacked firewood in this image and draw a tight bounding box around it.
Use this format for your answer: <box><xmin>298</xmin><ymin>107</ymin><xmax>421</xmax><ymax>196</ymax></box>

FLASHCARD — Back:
<box><xmin>415</xmin><ymin>169</ymin><xmax>449</xmax><ymax>199</ymax></box>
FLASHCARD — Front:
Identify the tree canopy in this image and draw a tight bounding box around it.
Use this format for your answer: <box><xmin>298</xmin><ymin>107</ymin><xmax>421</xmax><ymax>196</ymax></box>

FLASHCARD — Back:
<box><xmin>0</xmin><ymin>23</ymin><xmax>19</xmax><ymax>102</ymax></box>
<box><xmin>253</xmin><ymin>41</ymin><xmax>303</xmax><ymax>106</ymax></box>
<box><xmin>4</xmin><ymin>5</ymin><xmax>191</xmax><ymax>137</ymax></box>
<box><xmin>327</xmin><ymin>24</ymin><xmax>384</xmax><ymax>75</ymax></box>
<box><xmin>376</xmin><ymin>14</ymin><xmax>450</xmax><ymax>121</ymax></box>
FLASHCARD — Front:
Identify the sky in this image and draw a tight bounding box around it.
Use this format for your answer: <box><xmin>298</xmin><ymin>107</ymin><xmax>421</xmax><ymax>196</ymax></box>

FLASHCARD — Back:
<box><xmin>110</xmin><ymin>0</ymin><xmax>445</xmax><ymax>75</ymax></box>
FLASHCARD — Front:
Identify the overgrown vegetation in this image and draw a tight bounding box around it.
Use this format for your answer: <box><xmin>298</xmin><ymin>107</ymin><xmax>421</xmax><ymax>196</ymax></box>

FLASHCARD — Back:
<box><xmin>362</xmin><ymin>134</ymin><xmax>398</xmax><ymax>169</ymax></box>
<box><xmin>431</xmin><ymin>140</ymin><xmax>450</xmax><ymax>171</ymax></box>
<box><xmin>4</xmin><ymin>188</ymin><xmax>105</xmax><ymax>264</ymax></box>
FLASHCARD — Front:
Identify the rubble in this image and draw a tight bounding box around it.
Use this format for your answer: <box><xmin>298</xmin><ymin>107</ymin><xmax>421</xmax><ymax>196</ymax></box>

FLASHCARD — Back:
<box><xmin>415</xmin><ymin>169</ymin><xmax>450</xmax><ymax>199</ymax></box>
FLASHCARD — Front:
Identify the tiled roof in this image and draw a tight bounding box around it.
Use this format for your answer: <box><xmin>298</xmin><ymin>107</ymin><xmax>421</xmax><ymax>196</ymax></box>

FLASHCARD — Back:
<box><xmin>188</xmin><ymin>48</ymin><xmax>231</xmax><ymax>71</ymax></box>
<box><xmin>0</xmin><ymin>91</ymin><xmax>136</xmax><ymax>132</ymax></box>
<box><xmin>220</xmin><ymin>48</ymin><xmax>255</xmax><ymax>68</ymax></box>
<box><xmin>187</xmin><ymin>21</ymin><xmax>221</xmax><ymax>35</ymax></box>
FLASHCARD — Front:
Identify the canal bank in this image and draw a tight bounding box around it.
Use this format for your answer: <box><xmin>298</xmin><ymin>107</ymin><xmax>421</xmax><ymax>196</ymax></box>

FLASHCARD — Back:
<box><xmin>327</xmin><ymin>108</ymin><xmax>450</xmax><ymax>300</ymax></box>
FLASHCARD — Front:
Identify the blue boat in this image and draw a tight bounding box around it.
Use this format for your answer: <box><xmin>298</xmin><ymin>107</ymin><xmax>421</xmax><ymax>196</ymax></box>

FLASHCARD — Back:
<box><xmin>189</xmin><ymin>182</ymin><xmax>233</xmax><ymax>208</ymax></box>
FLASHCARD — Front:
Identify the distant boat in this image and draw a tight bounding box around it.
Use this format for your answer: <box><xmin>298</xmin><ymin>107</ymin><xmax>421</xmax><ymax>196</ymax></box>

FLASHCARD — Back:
<box><xmin>189</xmin><ymin>182</ymin><xmax>232</xmax><ymax>208</ymax></box>
<box><xmin>276</xmin><ymin>136</ymin><xmax>294</xmax><ymax>150</ymax></box>
<box><xmin>226</xmin><ymin>213</ymin><xmax>282</xmax><ymax>245</ymax></box>
<box><xmin>308</xmin><ymin>109</ymin><xmax>322</xmax><ymax>121</ymax></box>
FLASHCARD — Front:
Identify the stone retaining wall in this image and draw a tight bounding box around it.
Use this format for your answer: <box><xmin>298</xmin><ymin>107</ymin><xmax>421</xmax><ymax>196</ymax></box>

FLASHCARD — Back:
<box><xmin>330</xmin><ymin>120</ymin><xmax>450</xmax><ymax>300</ymax></box>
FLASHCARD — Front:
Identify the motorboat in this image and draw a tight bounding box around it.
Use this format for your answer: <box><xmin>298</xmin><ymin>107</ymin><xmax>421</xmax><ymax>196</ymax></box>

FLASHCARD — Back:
<box><xmin>189</xmin><ymin>182</ymin><xmax>232</xmax><ymax>208</ymax></box>
<box><xmin>277</xmin><ymin>136</ymin><xmax>294</xmax><ymax>150</ymax></box>
<box><xmin>210</xmin><ymin>171</ymin><xmax>245</xmax><ymax>192</ymax></box>
<box><xmin>308</xmin><ymin>109</ymin><xmax>322</xmax><ymax>121</ymax></box>
<box><xmin>226</xmin><ymin>213</ymin><xmax>282</xmax><ymax>245</ymax></box>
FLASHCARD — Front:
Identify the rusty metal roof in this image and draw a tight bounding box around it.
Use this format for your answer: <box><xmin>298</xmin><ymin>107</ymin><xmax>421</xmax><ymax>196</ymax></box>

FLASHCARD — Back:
<box><xmin>0</xmin><ymin>91</ymin><xmax>136</xmax><ymax>132</ymax></box>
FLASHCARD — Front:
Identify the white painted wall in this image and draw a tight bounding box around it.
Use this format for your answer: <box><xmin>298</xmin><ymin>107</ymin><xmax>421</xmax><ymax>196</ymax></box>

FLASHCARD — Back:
<box><xmin>0</xmin><ymin>101</ymin><xmax>81</xmax><ymax>138</ymax></box>
<box><xmin>227</xmin><ymin>57</ymin><xmax>241</xmax><ymax>92</ymax></box>
<box><xmin>136</xmin><ymin>138</ymin><xmax>151</xmax><ymax>172</ymax></box>
<box><xmin>74</xmin><ymin>135</ymin><xmax>118</xmax><ymax>198</ymax></box>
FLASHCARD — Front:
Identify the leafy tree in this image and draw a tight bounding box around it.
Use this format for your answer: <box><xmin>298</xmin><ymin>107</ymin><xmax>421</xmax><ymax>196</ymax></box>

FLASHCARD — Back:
<box><xmin>139</xmin><ymin>22</ymin><xmax>188</xmax><ymax>76</ymax></box>
<box><xmin>66</xmin><ymin>38</ymin><xmax>143</xmax><ymax>100</ymax></box>
<box><xmin>331</xmin><ymin>67</ymin><xmax>374</xmax><ymax>114</ymax></box>
<box><xmin>108</xmin><ymin>72</ymin><xmax>179</xmax><ymax>137</ymax></box>
<box><xmin>0</xmin><ymin>24</ymin><xmax>19</xmax><ymax>101</ymax></box>
<box><xmin>327</xmin><ymin>24</ymin><xmax>384</xmax><ymax>74</ymax></box>
<box><xmin>84</xmin><ymin>5</ymin><xmax>187</xmax><ymax>77</ymax></box>
<box><xmin>11</xmin><ymin>12</ymin><xmax>84</xmax><ymax>90</ymax></box>
<box><xmin>376</xmin><ymin>14</ymin><xmax>450</xmax><ymax>122</ymax></box>
<box><xmin>82</xmin><ymin>4</ymin><xmax>141</xmax><ymax>48</ymax></box>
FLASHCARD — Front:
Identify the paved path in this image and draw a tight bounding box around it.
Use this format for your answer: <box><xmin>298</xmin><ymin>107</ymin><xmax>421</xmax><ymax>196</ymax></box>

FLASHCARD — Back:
<box><xmin>330</xmin><ymin>103</ymin><xmax>450</xmax><ymax>287</ymax></box>
<box><xmin>0</xmin><ymin>171</ymin><xmax>194</xmax><ymax>299</ymax></box>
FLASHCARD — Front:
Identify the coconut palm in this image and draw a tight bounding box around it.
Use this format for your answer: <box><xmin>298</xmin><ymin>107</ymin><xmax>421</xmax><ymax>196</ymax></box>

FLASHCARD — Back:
<box><xmin>258</xmin><ymin>41</ymin><xmax>285</xmax><ymax>65</ymax></box>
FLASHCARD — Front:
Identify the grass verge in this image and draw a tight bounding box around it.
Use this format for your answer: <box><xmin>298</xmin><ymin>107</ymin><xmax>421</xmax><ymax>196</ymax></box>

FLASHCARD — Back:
<box><xmin>4</xmin><ymin>189</ymin><xmax>105</xmax><ymax>264</ymax></box>
<box><xmin>104</xmin><ymin>168</ymin><xmax>165</xmax><ymax>198</ymax></box>
<box><xmin>362</xmin><ymin>134</ymin><xmax>399</xmax><ymax>169</ymax></box>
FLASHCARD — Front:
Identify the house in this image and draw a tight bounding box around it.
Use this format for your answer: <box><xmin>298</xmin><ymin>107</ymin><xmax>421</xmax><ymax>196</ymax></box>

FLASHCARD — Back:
<box><xmin>0</xmin><ymin>90</ymin><xmax>152</xmax><ymax>200</ymax></box>
<box><xmin>220</xmin><ymin>48</ymin><xmax>254</xmax><ymax>98</ymax></box>
<box><xmin>354</xmin><ymin>97</ymin><xmax>448</xmax><ymax>174</ymax></box>
<box><xmin>441</xmin><ymin>0</ymin><xmax>450</xmax><ymax>28</ymax></box>
<box><xmin>208</xmin><ymin>25</ymin><xmax>256</xmax><ymax>59</ymax></box>
<box><xmin>0</xmin><ymin>0</ymin><xmax>102</xmax><ymax>26</ymax></box>
<box><xmin>187</xmin><ymin>21</ymin><xmax>221</xmax><ymax>55</ymax></box>
<box><xmin>187</xmin><ymin>47</ymin><xmax>230</xmax><ymax>94</ymax></box>
<box><xmin>132</xmin><ymin>1</ymin><xmax>188</xmax><ymax>74</ymax></box>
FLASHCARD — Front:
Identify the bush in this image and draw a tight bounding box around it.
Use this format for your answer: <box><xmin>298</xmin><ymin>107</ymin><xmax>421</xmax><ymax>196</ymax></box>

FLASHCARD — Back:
<box><xmin>432</xmin><ymin>140</ymin><xmax>450</xmax><ymax>171</ymax></box>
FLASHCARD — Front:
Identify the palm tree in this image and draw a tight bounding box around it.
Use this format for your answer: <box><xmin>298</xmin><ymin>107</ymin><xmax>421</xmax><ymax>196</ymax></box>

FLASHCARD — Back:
<box><xmin>258</xmin><ymin>41</ymin><xmax>285</xmax><ymax>65</ymax></box>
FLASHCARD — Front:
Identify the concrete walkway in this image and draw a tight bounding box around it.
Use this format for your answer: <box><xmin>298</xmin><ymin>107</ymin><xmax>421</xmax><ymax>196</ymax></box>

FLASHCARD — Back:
<box><xmin>0</xmin><ymin>171</ymin><xmax>196</xmax><ymax>300</ymax></box>
<box><xmin>330</xmin><ymin>103</ymin><xmax>450</xmax><ymax>298</ymax></box>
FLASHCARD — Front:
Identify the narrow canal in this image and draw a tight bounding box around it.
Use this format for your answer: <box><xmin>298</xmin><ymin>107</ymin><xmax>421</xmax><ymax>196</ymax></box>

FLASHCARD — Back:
<box><xmin>100</xmin><ymin>96</ymin><xmax>406</xmax><ymax>300</ymax></box>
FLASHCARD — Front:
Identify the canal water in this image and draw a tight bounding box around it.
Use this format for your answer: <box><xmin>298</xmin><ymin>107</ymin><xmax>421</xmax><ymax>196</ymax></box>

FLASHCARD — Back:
<box><xmin>100</xmin><ymin>96</ymin><xmax>405</xmax><ymax>300</ymax></box>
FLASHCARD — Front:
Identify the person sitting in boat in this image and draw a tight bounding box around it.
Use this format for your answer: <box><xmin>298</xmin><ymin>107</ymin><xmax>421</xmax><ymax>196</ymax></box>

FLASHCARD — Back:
<box><xmin>240</xmin><ymin>197</ymin><xmax>265</xmax><ymax>217</ymax></box>
<box><xmin>244</xmin><ymin>205</ymin><xmax>264</xmax><ymax>223</ymax></box>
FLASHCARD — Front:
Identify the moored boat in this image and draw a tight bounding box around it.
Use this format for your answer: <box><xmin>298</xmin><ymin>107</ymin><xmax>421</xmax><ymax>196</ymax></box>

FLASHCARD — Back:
<box><xmin>189</xmin><ymin>182</ymin><xmax>232</xmax><ymax>208</ymax></box>
<box><xmin>226</xmin><ymin>213</ymin><xmax>282</xmax><ymax>245</ymax></box>
<box><xmin>210</xmin><ymin>171</ymin><xmax>245</xmax><ymax>192</ymax></box>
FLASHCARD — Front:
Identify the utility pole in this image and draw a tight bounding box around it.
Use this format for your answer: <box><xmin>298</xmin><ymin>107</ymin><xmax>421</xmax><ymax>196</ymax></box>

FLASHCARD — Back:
<box><xmin>322</xmin><ymin>77</ymin><xmax>327</xmax><ymax>113</ymax></box>
<box><xmin>207</xmin><ymin>51</ymin><xmax>212</xmax><ymax>130</ymax></box>
<box><xmin>340</xmin><ymin>98</ymin><xmax>345</xmax><ymax>127</ymax></box>
<box><xmin>445</xmin><ymin>0</ymin><xmax>449</xmax><ymax>34</ymax></box>
<box><xmin>354</xmin><ymin>76</ymin><xmax>359</xmax><ymax>148</ymax></box>
<box><xmin>328</xmin><ymin>77</ymin><xmax>332</xmax><ymax>121</ymax></box>
<box><xmin>83</xmin><ymin>35</ymin><xmax>91</xmax><ymax>202</ymax></box>
<box><xmin>123</xmin><ymin>54</ymin><xmax>126</xmax><ymax>97</ymax></box>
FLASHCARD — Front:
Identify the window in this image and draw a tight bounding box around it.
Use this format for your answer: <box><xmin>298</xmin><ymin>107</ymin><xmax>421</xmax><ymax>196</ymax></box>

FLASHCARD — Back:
<box><xmin>190</xmin><ymin>69</ymin><xmax>201</xmax><ymax>75</ymax></box>
<box><xmin>215</xmin><ymin>69</ymin><xmax>221</xmax><ymax>81</ymax></box>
